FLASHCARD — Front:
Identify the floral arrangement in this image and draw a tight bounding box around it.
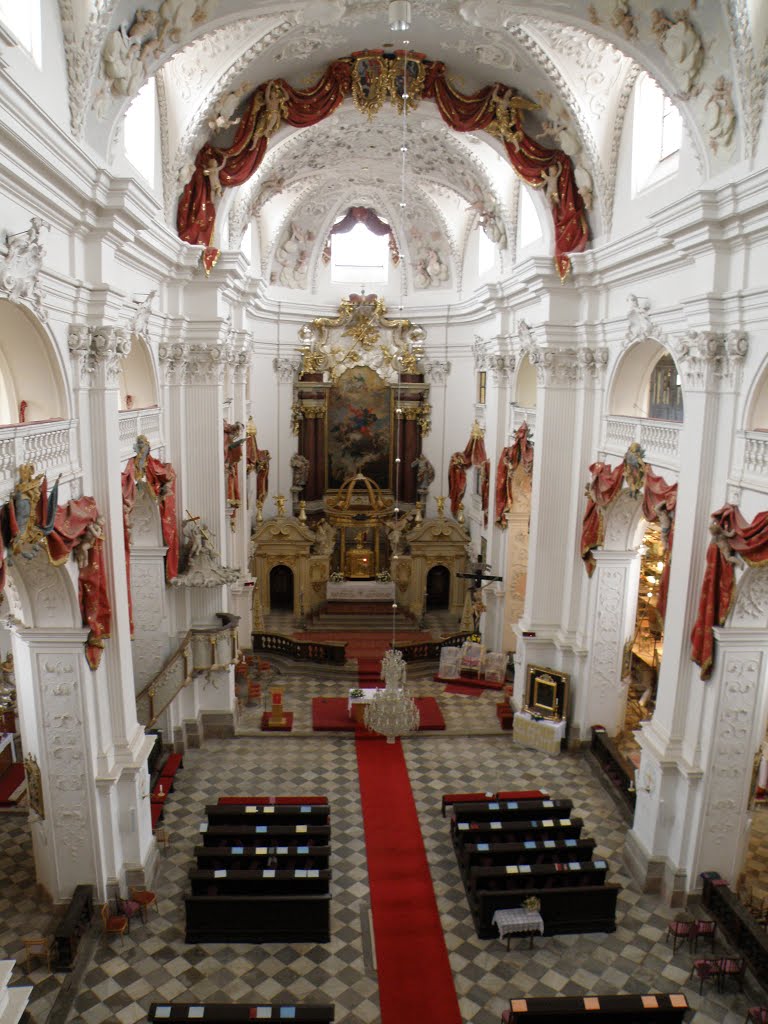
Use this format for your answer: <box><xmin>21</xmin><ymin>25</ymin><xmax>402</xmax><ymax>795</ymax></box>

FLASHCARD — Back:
<box><xmin>329</xmin><ymin>571</ymin><xmax>344</xmax><ymax>582</ymax></box>
<box><xmin>350</xmin><ymin>687</ymin><xmax>364</xmax><ymax>699</ymax></box>
<box><xmin>376</xmin><ymin>570</ymin><xmax>392</xmax><ymax>582</ymax></box>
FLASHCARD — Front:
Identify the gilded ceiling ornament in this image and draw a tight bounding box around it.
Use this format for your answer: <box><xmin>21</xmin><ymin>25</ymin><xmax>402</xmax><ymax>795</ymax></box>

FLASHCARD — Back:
<box><xmin>351</xmin><ymin>53</ymin><xmax>427</xmax><ymax>119</ymax></box>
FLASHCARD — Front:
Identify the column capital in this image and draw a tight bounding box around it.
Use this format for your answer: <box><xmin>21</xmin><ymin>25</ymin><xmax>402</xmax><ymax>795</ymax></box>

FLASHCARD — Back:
<box><xmin>183</xmin><ymin>344</ymin><xmax>228</xmax><ymax>384</ymax></box>
<box><xmin>674</xmin><ymin>329</ymin><xmax>749</xmax><ymax>390</ymax></box>
<box><xmin>158</xmin><ymin>341</ymin><xmax>188</xmax><ymax>384</ymax></box>
<box><xmin>68</xmin><ymin>324</ymin><xmax>131</xmax><ymax>385</ymax></box>
<box><xmin>273</xmin><ymin>357</ymin><xmax>300</xmax><ymax>383</ymax></box>
<box><xmin>421</xmin><ymin>359</ymin><xmax>450</xmax><ymax>384</ymax></box>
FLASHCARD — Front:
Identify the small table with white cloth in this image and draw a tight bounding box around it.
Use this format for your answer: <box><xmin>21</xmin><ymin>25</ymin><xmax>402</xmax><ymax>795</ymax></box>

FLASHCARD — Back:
<box><xmin>491</xmin><ymin>907</ymin><xmax>545</xmax><ymax>949</ymax></box>
<box><xmin>513</xmin><ymin>711</ymin><xmax>566</xmax><ymax>754</ymax></box>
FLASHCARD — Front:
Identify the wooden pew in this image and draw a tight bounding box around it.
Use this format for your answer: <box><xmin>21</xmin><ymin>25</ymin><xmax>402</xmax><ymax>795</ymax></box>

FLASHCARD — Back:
<box><xmin>469</xmin><ymin>883</ymin><xmax>620</xmax><ymax>938</ymax></box>
<box><xmin>184</xmin><ymin>892</ymin><xmax>331</xmax><ymax>943</ymax></box>
<box><xmin>218</xmin><ymin>795</ymin><xmax>328</xmax><ymax>806</ymax></box>
<box><xmin>205</xmin><ymin>804</ymin><xmax>329</xmax><ymax>827</ymax></box>
<box><xmin>501</xmin><ymin>992</ymin><xmax>689</xmax><ymax>1022</ymax></box>
<box><xmin>200</xmin><ymin>824</ymin><xmax>331</xmax><ymax>847</ymax></box>
<box><xmin>50</xmin><ymin>884</ymin><xmax>95</xmax><ymax>972</ymax></box>
<box><xmin>459</xmin><ymin>839</ymin><xmax>596</xmax><ymax>870</ymax></box>
<box><xmin>453</xmin><ymin>817</ymin><xmax>583</xmax><ymax>847</ymax></box>
<box><xmin>189</xmin><ymin>868</ymin><xmax>331</xmax><ymax>896</ymax></box>
<box><xmin>452</xmin><ymin>799</ymin><xmax>573</xmax><ymax>827</ymax></box>
<box><xmin>194</xmin><ymin>844</ymin><xmax>330</xmax><ymax>871</ymax></box>
<box><xmin>441</xmin><ymin>790</ymin><xmax>548</xmax><ymax>816</ymax></box>
<box><xmin>148</xmin><ymin>1003</ymin><xmax>335</xmax><ymax>1022</ymax></box>
<box><xmin>467</xmin><ymin>860</ymin><xmax>608</xmax><ymax>892</ymax></box>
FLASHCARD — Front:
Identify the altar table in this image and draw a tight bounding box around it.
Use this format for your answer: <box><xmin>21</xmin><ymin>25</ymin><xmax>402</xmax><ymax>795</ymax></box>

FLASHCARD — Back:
<box><xmin>513</xmin><ymin>712</ymin><xmax>566</xmax><ymax>755</ymax></box>
<box><xmin>326</xmin><ymin>580</ymin><xmax>395</xmax><ymax>601</ymax></box>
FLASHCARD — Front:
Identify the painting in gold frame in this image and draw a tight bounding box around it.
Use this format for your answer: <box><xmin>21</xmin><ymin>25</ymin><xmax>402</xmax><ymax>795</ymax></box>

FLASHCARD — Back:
<box><xmin>524</xmin><ymin>664</ymin><xmax>569</xmax><ymax>721</ymax></box>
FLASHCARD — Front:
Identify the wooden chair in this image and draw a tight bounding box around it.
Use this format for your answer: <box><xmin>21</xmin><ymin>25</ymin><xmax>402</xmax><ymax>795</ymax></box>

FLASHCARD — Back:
<box><xmin>129</xmin><ymin>886</ymin><xmax>158</xmax><ymax>920</ymax></box>
<box><xmin>719</xmin><ymin>956</ymin><xmax>746</xmax><ymax>992</ymax></box>
<box><xmin>22</xmin><ymin>936</ymin><xmax>53</xmax><ymax>970</ymax></box>
<box><xmin>689</xmin><ymin>957</ymin><xmax>722</xmax><ymax>994</ymax></box>
<box><xmin>100</xmin><ymin>902</ymin><xmax>128</xmax><ymax>940</ymax></box>
<box><xmin>666</xmin><ymin>915</ymin><xmax>693</xmax><ymax>952</ymax></box>
<box><xmin>690</xmin><ymin>918</ymin><xmax>716</xmax><ymax>952</ymax></box>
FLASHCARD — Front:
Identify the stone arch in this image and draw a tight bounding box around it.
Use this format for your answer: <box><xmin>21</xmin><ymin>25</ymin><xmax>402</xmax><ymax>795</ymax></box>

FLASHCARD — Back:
<box><xmin>601</xmin><ymin>490</ymin><xmax>648</xmax><ymax>553</ymax></box>
<box><xmin>608</xmin><ymin>340</ymin><xmax>682</xmax><ymax>419</ymax></box>
<box><xmin>6</xmin><ymin>553</ymin><xmax>81</xmax><ymax>631</ymax></box>
<box><xmin>119</xmin><ymin>333</ymin><xmax>159</xmax><ymax>411</ymax></box>
<box><xmin>514</xmin><ymin>353</ymin><xmax>537</xmax><ymax>408</ymax></box>
<box><xmin>0</xmin><ymin>299</ymin><xmax>69</xmax><ymax>423</ymax></box>
<box><xmin>425</xmin><ymin>564</ymin><xmax>450</xmax><ymax>610</ymax></box>
<box><xmin>742</xmin><ymin>355</ymin><xmax>768</xmax><ymax>432</ymax></box>
<box><xmin>269</xmin><ymin>563</ymin><xmax>294</xmax><ymax>611</ymax></box>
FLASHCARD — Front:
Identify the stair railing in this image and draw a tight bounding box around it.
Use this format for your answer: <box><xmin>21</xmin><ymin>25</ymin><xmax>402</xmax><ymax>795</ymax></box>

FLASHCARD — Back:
<box><xmin>136</xmin><ymin>623</ymin><xmax>239</xmax><ymax>727</ymax></box>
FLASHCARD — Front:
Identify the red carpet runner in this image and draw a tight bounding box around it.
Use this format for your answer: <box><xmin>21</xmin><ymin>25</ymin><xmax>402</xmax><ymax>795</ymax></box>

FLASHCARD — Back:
<box><xmin>356</xmin><ymin>737</ymin><xmax>462</xmax><ymax>1024</ymax></box>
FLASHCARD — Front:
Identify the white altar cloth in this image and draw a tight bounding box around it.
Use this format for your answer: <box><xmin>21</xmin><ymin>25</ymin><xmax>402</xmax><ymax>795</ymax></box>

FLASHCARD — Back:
<box><xmin>326</xmin><ymin>580</ymin><xmax>395</xmax><ymax>601</ymax></box>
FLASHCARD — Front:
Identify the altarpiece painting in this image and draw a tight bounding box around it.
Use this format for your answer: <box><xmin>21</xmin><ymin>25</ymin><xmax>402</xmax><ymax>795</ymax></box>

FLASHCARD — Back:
<box><xmin>327</xmin><ymin>366</ymin><xmax>391</xmax><ymax>489</ymax></box>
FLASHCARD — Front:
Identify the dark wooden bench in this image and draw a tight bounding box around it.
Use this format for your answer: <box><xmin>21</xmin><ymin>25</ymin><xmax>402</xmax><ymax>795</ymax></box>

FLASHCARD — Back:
<box><xmin>467</xmin><ymin>860</ymin><xmax>608</xmax><ymax>892</ymax></box>
<box><xmin>195</xmin><ymin>845</ymin><xmax>331</xmax><ymax>871</ymax></box>
<box><xmin>453</xmin><ymin>817</ymin><xmax>583</xmax><ymax>847</ymax></box>
<box><xmin>459</xmin><ymin>839</ymin><xmax>596</xmax><ymax>870</ymax></box>
<box><xmin>441</xmin><ymin>790</ymin><xmax>548</xmax><ymax>816</ymax></box>
<box><xmin>206</xmin><ymin>804</ymin><xmax>329</xmax><ymax>827</ymax></box>
<box><xmin>189</xmin><ymin>868</ymin><xmax>331</xmax><ymax>896</ymax></box>
<box><xmin>452</xmin><ymin>799</ymin><xmax>573</xmax><ymax>826</ymax></box>
<box><xmin>218</xmin><ymin>795</ymin><xmax>328</xmax><ymax>806</ymax></box>
<box><xmin>470</xmin><ymin>883</ymin><xmax>620</xmax><ymax>938</ymax></box>
<box><xmin>201</xmin><ymin>824</ymin><xmax>331</xmax><ymax>846</ymax></box>
<box><xmin>501</xmin><ymin>992</ymin><xmax>689</xmax><ymax>1022</ymax></box>
<box><xmin>50</xmin><ymin>883</ymin><xmax>94</xmax><ymax>971</ymax></box>
<box><xmin>148</xmin><ymin>1002</ymin><xmax>335</xmax><ymax>1022</ymax></box>
<box><xmin>184</xmin><ymin>892</ymin><xmax>331</xmax><ymax>943</ymax></box>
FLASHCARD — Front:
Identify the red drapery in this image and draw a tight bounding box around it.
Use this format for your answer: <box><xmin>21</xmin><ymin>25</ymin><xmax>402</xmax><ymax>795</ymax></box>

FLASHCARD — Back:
<box><xmin>176</xmin><ymin>53</ymin><xmax>587</xmax><ymax>280</ymax></box>
<box><xmin>322</xmin><ymin>207</ymin><xmax>400</xmax><ymax>265</ymax></box>
<box><xmin>581</xmin><ymin>456</ymin><xmax>677</xmax><ymax>614</ymax></box>
<box><xmin>121</xmin><ymin>451</ymin><xmax>179</xmax><ymax>635</ymax></box>
<box><xmin>448</xmin><ymin>428</ymin><xmax>489</xmax><ymax>519</ymax></box>
<box><xmin>691</xmin><ymin>504</ymin><xmax>768</xmax><ymax>680</ymax></box>
<box><xmin>246</xmin><ymin>433</ymin><xmax>271</xmax><ymax>504</ymax></box>
<box><xmin>0</xmin><ymin>486</ymin><xmax>111</xmax><ymax>670</ymax></box>
<box><xmin>495</xmin><ymin>422</ymin><xmax>534</xmax><ymax>528</ymax></box>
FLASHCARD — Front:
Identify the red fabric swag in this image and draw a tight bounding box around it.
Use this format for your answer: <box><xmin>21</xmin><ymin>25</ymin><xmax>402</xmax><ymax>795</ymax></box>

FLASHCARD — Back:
<box><xmin>691</xmin><ymin>504</ymin><xmax>768</xmax><ymax>680</ymax></box>
<box><xmin>581</xmin><ymin>461</ymin><xmax>625</xmax><ymax>576</ymax></box>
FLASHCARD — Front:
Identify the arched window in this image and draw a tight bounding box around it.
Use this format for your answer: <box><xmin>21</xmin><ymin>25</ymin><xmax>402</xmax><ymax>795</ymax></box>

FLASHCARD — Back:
<box><xmin>0</xmin><ymin>0</ymin><xmax>41</xmax><ymax>64</ymax></box>
<box><xmin>477</xmin><ymin>226</ymin><xmax>495</xmax><ymax>275</ymax></box>
<box><xmin>331</xmin><ymin>222</ymin><xmax>389</xmax><ymax>284</ymax></box>
<box><xmin>647</xmin><ymin>354</ymin><xmax>683</xmax><ymax>422</ymax></box>
<box><xmin>631</xmin><ymin>73</ymin><xmax>682</xmax><ymax>194</ymax></box>
<box><xmin>124</xmin><ymin>78</ymin><xmax>157</xmax><ymax>187</ymax></box>
<box><xmin>518</xmin><ymin>186</ymin><xmax>543</xmax><ymax>249</ymax></box>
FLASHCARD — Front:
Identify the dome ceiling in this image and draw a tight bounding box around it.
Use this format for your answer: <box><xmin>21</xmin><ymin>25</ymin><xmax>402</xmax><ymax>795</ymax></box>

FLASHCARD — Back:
<box><xmin>72</xmin><ymin>0</ymin><xmax>762</xmax><ymax>300</ymax></box>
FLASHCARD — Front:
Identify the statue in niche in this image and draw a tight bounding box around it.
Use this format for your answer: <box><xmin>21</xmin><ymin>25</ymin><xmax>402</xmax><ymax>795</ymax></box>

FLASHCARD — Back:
<box><xmin>290</xmin><ymin>453</ymin><xmax>310</xmax><ymax>489</ymax></box>
<box><xmin>411</xmin><ymin>453</ymin><xmax>435</xmax><ymax>495</ymax></box>
<box><xmin>312</xmin><ymin>519</ymin><xmax>337</xmax><ymax>557</ymax></box>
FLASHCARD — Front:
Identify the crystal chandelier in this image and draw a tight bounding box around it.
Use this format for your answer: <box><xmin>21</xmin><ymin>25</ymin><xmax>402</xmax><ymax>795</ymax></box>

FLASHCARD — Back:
<box><xmin>364</xmin><ymin>648</ymin><xmax>419</xmax><ymax>743</ymax></box>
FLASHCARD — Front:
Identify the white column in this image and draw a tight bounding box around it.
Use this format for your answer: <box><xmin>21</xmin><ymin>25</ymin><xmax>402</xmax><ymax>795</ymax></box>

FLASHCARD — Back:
<box><xmin>580</xmin><ymin>549</ymin><xmax>640</xmax><ymax>735</ymax></box>
<box><xmin>229</xmin><ymin>345</ymin><xmax>254</xmax><ymax>650</ymax></box>
<box><xmin>422</xmin><ymin>360</ymin><xmax>450</xmax><ymax>521</ymax></box>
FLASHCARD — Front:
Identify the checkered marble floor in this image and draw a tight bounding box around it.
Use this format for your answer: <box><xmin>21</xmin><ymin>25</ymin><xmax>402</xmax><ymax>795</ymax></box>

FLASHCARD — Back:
<box><xmin>1</xmin><ymin>668</ymin><xmax>767</xmax><ymax>1024</ymax></box>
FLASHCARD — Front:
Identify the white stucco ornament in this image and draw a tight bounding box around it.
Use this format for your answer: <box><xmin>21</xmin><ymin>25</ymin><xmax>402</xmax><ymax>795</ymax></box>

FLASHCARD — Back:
<box><xmin>651</xmin><ymin>9</ymin><xmax>704</xmax><ymax>97</ymax></box>
<box><xmin>295</xmin><ymin>0</ymin><xmax>346</xmax><ymax>26</ymax></box>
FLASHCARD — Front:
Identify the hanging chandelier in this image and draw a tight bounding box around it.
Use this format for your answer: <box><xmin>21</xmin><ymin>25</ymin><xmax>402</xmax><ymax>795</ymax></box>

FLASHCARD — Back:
<box><xmin>364</xmin><ymin>649</ymin><xmax>419</xmax><ymax>742</ymax></box>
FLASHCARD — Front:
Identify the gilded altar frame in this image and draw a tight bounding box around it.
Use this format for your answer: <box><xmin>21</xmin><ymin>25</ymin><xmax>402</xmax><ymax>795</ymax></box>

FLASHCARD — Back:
<box><xmin>524</xmin><ymin>664</ymin><xmax>569</xmax><ymax>722</ymax></box>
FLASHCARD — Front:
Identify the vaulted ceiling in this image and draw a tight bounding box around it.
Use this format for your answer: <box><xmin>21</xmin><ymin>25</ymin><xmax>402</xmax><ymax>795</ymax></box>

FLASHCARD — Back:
<box><xmin>65</xmin><ymin>0</ymin><xmax>766</xmax><ymax>301</ymax></box>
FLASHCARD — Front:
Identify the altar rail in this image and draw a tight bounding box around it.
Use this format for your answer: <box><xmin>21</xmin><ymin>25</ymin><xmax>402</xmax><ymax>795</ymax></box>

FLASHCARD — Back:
<box><xmin>395</xmin><ymin>632</ymin><xmax>471</xmax><ymax>662</ymax></box>
<box><xmin>136</xmin><ymin>623</ymin><xmax>239</xmax><ymax>727</ymax></box>
<box><xmin>701</xmin><ymin>872</ymin><xmax>768</xmax><ymax>992</ymax></box>
<box><xmin>252</xmin><ymin>633</ymin><xmax>347</xmax><ymax>664</ymax></box>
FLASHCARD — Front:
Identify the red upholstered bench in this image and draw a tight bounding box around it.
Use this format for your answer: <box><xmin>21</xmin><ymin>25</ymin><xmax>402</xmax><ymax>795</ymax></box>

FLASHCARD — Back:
<box><xmin>496</xmin><ymin>790</ymin><xmax>548</xmax><ymax>800</ymax></box>
<box><xmin>442</xmin><ymin>792</ymin><xmax>494</xmax><ymax>817</ymax></box>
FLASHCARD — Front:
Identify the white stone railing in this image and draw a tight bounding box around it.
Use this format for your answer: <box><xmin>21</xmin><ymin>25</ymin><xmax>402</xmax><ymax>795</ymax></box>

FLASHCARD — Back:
<box><xmin>603</xmin><ymin>415</ymin><xmax>681</xmax><ymax>468</ymax></box>
<box><xmin>0</xmin><ymin>419</ymin><xmax>79</xmax><ymax>499</ymax></box>
<box><xmin>119</xmin><ymin>407</ymin><xmax>162</xmax><ymax>460</ymax></box>
<box><xmin>742</xmin><ymin>432</ymin><xmax>768</xmax><ymax>478</ymax></box>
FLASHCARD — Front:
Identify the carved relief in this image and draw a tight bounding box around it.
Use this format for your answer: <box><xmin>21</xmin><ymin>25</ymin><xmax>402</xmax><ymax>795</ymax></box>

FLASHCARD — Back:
<box><xmin>704</xmin><ymin>77</ymin><xmax>737</xmax><ymax>153</ymax></box>
<box><xmin>590</xmin><ymin>567</ymin><xmax>627</xmax><ymax>708</ymax></box>
<box><xmin>651</xmin><ymin>9</ymin><xmax>704</xmax><ymax>97</ymax></box>
<box><xmin>0</xmin><ymin>218</ymin><xmax>48</xmax><ymax>320</ymax></box>
<box><xmin>731</xmin><ymin>566</ymin><xmax>768</xmax><ymax>628</ymax></box>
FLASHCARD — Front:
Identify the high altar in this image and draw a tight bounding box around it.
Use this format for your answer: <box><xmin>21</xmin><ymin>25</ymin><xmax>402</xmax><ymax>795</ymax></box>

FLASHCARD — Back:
<box><xmin>250</xmin><ymin>294</ymin><xmax>471</xmax><ymax>622</ymax></box>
